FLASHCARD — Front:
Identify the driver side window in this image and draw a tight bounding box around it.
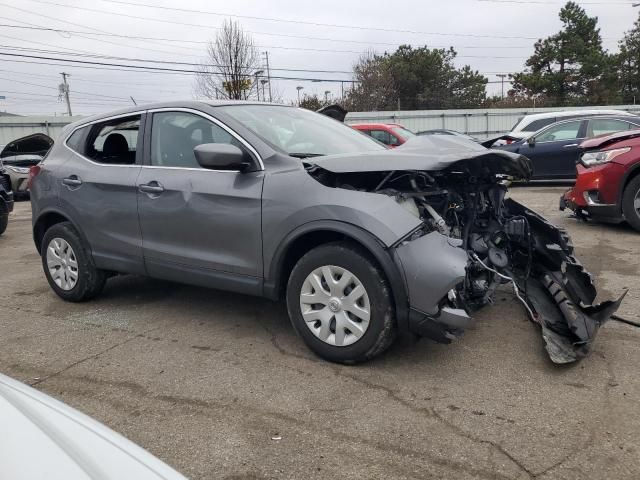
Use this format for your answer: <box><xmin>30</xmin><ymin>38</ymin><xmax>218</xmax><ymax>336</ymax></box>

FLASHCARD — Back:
<box><xmin>536</xmin><ymin>121</ymin><xmax>582</xmax><ymax>143</ymax></box>
<box><xmin>150</xmin><ymin>111</ymin><xmax>242</xmax><ymax>168</ymax></box>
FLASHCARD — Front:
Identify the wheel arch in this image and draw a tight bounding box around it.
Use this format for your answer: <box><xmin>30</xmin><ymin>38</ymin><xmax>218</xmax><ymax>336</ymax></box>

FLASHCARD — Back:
<box><xmin>264</xmin><ymin>221</ymin><xmax>410</xmax><ymax>330</ymax></box>
<box><xmin>33</xmin><ymin>209</ymin><xmax>89</xmax><ymax>255</ymax></box>
<box><xmin>619</xmin><ymin>162</ymin><xmax>640</xmax><ymax>205</ymax></box>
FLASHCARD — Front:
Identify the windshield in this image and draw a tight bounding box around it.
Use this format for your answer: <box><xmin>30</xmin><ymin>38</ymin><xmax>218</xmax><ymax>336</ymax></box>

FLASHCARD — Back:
<box><xmin>392</xmin><ymin>126</ymin><xmax>415</xmax><ymax>139</ymax></box>
<box><xmin>217</xmin><ymin>105</ymin><xmax>386</xmax><ymax>157</ymax></box>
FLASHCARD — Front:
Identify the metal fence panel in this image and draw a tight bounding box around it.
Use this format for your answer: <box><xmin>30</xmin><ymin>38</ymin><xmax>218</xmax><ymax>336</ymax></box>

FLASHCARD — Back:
<box><xmin>345</xmin><ymin>105</ymin><xmax>640</xmax><ymax>139</ymax></box>
<box><xmin>0</xmin><ymin>116</ymin><xmax>83</xmax><ymax>147</ymax></box>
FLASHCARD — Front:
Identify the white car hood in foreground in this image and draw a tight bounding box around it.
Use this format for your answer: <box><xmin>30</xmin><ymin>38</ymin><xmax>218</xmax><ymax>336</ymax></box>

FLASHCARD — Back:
<box><xmin>0</xmin><ymin>373</ymin><xmax>187</xmax><ymax>480</ymax></box>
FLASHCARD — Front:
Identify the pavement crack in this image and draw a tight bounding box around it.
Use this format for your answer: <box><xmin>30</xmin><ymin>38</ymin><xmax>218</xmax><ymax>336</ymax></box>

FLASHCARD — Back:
<box><xmin>29</xmin><ymin>326</ymin><xmax>160</xmax><ymax>387</ymax></box>
<box><xmin>335</xmin><ymin>368</ymin><xmax>535</xmax><ymax>478</ymax></box>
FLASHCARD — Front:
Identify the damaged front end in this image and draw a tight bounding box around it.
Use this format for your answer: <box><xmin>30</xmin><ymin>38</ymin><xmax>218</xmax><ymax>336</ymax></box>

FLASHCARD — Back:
<box><xmin>306</xmin><ymin>140</ymin><xmax>624</xmax><ymax>363</ymax></box>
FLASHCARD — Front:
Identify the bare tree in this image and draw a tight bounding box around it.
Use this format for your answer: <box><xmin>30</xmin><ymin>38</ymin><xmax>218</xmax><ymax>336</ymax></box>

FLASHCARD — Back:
<box><xmin>194</xmin><ymin>20</ymin><xmax>260</xmax><ymax>100</ymax></box>
<box><xmin>343</xmin><ymin>51</ymin><xmax>396</xmax><ymax>111</ymax></box>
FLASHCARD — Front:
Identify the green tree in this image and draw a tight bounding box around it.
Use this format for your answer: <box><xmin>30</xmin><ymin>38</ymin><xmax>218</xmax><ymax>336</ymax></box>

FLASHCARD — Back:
<box><xmin>511</xmin><ymin>1</ymin><xmax>615</xmax><ymax>105</ymax></box>
<box><xmin>618</xmin><ymin>13</ymin><xmax>640</xmax><ymax>104</ymax></box>
<box><xmin>345</xmin><ymin>46</ymin><xmax>487</xmax><ymax>111</ymax></box>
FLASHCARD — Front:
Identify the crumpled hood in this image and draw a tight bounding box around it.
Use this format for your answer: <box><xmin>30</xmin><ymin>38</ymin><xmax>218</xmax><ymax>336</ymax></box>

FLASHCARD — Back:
<box><xmin>306</xmin><ymin>134</ymin><xmax>532</xmax><ymax>179</ymax></box>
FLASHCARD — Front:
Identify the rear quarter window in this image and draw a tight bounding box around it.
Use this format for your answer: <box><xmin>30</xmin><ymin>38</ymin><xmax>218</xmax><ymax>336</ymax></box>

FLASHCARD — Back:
<box><xmin>66</xmin><ymin>127</ymin><xmax>88</xmax><ymax>154</ymax></box>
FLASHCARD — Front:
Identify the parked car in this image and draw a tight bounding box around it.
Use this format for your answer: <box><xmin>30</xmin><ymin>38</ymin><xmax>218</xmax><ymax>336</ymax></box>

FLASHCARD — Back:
<box><xmin>0</xmin><ymin>373</ymin><xmax>187</xmax><ymax>480</ymax></box>
<box><xmin>30</xmin><ymin>101</ymin><xmax>622</xmax><ymax>364</ymax></box>
<box><xmin>501</xmin><ymin>109</ymin><xmax>636</xmax><ymax>144</ymax></box>
<box><xmin>490</xmin><ymin>116</ymin><xmax>640</xmax><ymax>180</ymax></box>
<box><xmin>0</xmin><ymin>133</ymin><xmax>53</xmax><ymax>199</ymax></box>
<box><xmin>416</xmin><ymin>129</ymin><xmax>479</xmax><ymax>142</ymax></box>
<box><xmin>560</xmin><ymin>129</ymin><xmax>640</xmax><ymax>231</ymax></box>
<box><xmin>350</xmin><ymin>123</ymin><xmax>415</xmax><ymax>147</ymax></box>
<box><xmin>0</xmin><ymin>157</ymin><xmax>14</xmax><ymax>236</ymax></box>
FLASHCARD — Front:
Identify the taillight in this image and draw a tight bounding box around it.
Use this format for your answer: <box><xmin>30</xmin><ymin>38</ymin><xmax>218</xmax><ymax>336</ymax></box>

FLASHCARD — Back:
<box><xmin>506</xmin><ymin>139</ymin><xmax>514</xmax><ymax>144</ymax></box>
<box><xmin>27</xmin><ymin>165</ymin><xmax>41</xmax><ymax>190</ymax></box>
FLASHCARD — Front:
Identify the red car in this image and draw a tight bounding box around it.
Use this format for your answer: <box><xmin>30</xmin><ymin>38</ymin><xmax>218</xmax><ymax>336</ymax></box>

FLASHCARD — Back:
<box><xmin>351</xmin><ymin>123</ymin><xmax>415</xmax><ymax>147</ymax></box>
<box><xmin>561</xmin><ymin>129</ymin><xmax>640</xmax><ymax>231</ymax></box>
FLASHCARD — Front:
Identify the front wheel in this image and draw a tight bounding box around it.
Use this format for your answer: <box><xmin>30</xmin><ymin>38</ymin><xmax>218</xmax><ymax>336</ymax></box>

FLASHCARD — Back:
<box><xmin>286</xmin><ymin>242</ymin><xmax>396</xmax><ymax>364</ymax></box>
<box><xmin>41</xmin><ymin>222</ymin><xmax>106</xmax><ymax>302</ymax></box>
<box><xmin>622</xmin><ymin>175</ymin><xmax>640</xmax><ymax>232</ymax></box>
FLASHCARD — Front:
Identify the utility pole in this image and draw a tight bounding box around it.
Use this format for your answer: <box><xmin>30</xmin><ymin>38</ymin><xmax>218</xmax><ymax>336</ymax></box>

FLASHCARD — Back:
<box><xmin>296</xmin><ymin>86</ymin><xmax>304</xmax><ymax>105</ymax></box>
<box><xmin>260</xmin><ymin>79</ymin><xmax>268</xmax><ymax>101</ymax></box>
<box><xmin>263</xmin><ymin>51</ymin><xmax>272</xmax><ymax>102</ymax></box>
<box><xmin>254</xmin><ymin>70</ymin><xmax>264</xmax><ymax>101</ymax></box>
<box><xmin>59</xmin><ymin>72</ymin><xmax>72</xmax><ymax>116</ymax></box>
<box><xmin>497</xmin><ymin>74</ymin><xmax>507</xmax><ymax>99</ymax></box>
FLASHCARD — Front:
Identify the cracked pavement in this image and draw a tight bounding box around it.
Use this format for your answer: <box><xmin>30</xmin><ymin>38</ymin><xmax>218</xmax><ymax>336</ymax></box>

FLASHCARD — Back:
<box><xmin>1</xmin><ymin>185</ymin><xmax>639</xmax><ymax>479</ymax></box>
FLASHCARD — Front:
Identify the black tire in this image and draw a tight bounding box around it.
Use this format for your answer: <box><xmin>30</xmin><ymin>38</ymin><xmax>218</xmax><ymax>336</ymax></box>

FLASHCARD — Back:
<box><xmin>622</xmin><ymin>175</ymin><xmax>640</xmax><ymax>232</ymax></box>
<box><xmin>0</xmin><ymin>214</ymin><xmax>7</xmax><ymax>236</ymax></box>
<box><xmin>41</xmin><ymin>222</ymin><xmax>106</xmax><ymax>302</ymax></box>
<box><xmin>286</xmin><ymin>242</ymin><xmax>396</xmax><ymax>364</ymax></box>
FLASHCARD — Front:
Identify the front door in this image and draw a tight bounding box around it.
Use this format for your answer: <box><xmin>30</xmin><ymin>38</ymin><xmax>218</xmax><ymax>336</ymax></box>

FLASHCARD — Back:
<box><xmin>136</xmin><ymin>109</ymin><xmax>264</xmax><ymax>295</ymax></box>
<box><xmin>520</xmin><ymin>120</ymin><xmax>585</xmax><ymax>179</ymax></box>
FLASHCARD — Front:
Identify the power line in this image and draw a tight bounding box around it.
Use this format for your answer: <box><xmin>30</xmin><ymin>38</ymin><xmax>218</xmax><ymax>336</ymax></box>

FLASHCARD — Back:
<box><xmin>0</xmin><ymin>23</ymin><xmax>538</xmax><ymax>53</ymax></box>
<box><xmin>0</xmin><ymin>52</ymin><xmax>359</xmax><ymax>83</ymax></box>
<box><xmin>91</xmin><ymin>0</ymin><xmax>543</xmax><ymax>39</ymax></box>
<box><xmin>0</xmin><ymin>45</ymin><xmax>357</xmax><ymax>74</ymax></box>
<box><xmin>28</xmin><ymin>0</ymin><xmax>543</xmax><ymax>41</ymax></box>
<box><xmin>0</xmin><ymin>3</ymin><xmax>198</xmax><ymax>57</ymax></box>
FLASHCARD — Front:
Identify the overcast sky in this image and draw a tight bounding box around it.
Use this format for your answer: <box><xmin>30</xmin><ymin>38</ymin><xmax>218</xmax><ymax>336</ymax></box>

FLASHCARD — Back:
<box><xmin>0</xmin><ymin>0</ymin><xmax>638</xmax><ymax>116</ymax></box>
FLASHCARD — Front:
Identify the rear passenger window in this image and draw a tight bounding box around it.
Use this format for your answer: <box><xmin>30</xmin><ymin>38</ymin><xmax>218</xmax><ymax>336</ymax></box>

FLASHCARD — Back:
<box><xmin>588</xmin><ymin>119</ymin><xmax>636</xmax><ymax>137</ymax></box>
<box><xmin>85</xmin><ymin>115</ymin><xmax>140</xmax><ymax>165</ymax></box>
<box><xmin>150</xmin><ymin>111</ymin><xmax>243</xmax><ymax>168</ymax></box>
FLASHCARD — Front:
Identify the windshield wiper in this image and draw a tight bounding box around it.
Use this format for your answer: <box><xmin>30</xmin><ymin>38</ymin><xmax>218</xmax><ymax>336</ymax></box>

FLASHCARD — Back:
<box><xmin>288</xmin><ymin>153</ymin><xmax>325</xmax><ymax>159</ymax></box>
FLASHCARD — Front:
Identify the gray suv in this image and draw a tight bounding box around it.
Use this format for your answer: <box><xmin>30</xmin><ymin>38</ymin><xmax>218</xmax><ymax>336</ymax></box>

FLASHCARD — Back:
<box><xmin>30</xmin><ymin>101</ymin><xmax>622</xmax><ymax>364</ymax></box>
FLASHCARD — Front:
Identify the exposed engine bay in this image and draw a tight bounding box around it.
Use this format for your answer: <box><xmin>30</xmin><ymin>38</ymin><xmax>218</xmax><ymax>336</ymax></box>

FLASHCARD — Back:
<box><xmin>307</xmin><ymin>152</ymin><xmax>624</xmax><ymax>364</ymax></box>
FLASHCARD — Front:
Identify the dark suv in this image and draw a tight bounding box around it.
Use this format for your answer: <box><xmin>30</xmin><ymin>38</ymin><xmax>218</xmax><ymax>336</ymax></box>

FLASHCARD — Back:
<box><xmin>0</xmin><ymin>158</ymin><xmax>14</xmax><ymax>236</ymax></box>
<box><xmin>30</xmin><ymin>101</ymin><xmax>622</xmax><ymax>364</ymax></box>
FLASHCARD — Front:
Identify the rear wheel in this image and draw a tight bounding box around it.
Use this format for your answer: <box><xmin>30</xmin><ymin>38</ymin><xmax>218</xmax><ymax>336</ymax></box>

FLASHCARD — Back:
<box><xmin>0</xmin><ymin>214</ymin><xmax>7</xmax><ymax>236</ymax></box>
<box><xmin>622</xmin><ymin>175</ymin><xmax>640</xmax><ymax>232</ymax></box>
<box><xmin>286</xmin><ymin>242</ymin><xmax>396</xmax><ymax>364</ymax></box>
<box><xmin>41</xmin><ymin>222</ymin><xmax>106</xmax><ymax>301</ymax></box>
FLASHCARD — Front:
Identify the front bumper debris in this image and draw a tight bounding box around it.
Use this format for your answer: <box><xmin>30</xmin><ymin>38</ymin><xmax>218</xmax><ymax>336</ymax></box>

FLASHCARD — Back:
<box><xmin>394</xmin><ymin>201</ymin><xmax>624</xmax><ymax>364</ymax></box>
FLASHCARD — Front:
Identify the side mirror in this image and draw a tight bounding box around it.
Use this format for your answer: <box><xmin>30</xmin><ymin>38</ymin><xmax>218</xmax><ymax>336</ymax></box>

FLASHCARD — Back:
<box><xmin>527</xmin><ymin>136</ymin><xmax>536</xmax><ymax>147</ymax></box>
<box><xmin>194</xmin><ymin>143</ymin><xmax>250</xmax><ymax>171</ymax></box>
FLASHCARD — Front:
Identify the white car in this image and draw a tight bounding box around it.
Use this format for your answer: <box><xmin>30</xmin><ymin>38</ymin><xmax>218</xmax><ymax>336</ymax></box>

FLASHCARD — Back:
<box><xmin>0</xmin><ymin>373</ymin><xmax>187</xmax><ymax>480</ymax></box>
<box><xmin>508</xmin><ymin>109</ymin><xmax>636</xmax><ymax>141</ymax></box>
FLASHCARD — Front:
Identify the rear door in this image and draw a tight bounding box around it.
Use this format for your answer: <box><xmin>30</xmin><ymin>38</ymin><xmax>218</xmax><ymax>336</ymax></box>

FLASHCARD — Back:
<box><xmin>519</xmin><ymin>120</ymin><xmax>585</xmax><ymax>179</ymax></box>
<box><xmin>136</xmin><ymin>109</ymin><xmax>264</xmax><ymax>295</ymax></box>
<box><xmin>58</xmin><ymin>114</ymin><xmax>145</xmax><ymax>274</ymax></box>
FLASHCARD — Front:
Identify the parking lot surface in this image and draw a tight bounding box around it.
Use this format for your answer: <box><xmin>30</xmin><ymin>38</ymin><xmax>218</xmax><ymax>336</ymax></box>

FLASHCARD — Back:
<box><xmin>1</xmin><ymin>185</ymin><xmax>639</xmax><ymax>480</ymax></box>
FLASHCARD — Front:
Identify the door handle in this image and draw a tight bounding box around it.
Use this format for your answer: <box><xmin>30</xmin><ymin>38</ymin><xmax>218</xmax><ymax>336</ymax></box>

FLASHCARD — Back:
<box><xmin>138</xmin><ymin>181</ymin><xmax>164</xmax><ymax>194</ymax></box>
<box><xmin>563</xmin><ymin>144</ymin><xmax>579</xmax><ymax>148</ymax></box>
<box><xmin>62</xmin><ymin>175</ymin><xmax>82</xmax><ymax>187</ymax></box>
